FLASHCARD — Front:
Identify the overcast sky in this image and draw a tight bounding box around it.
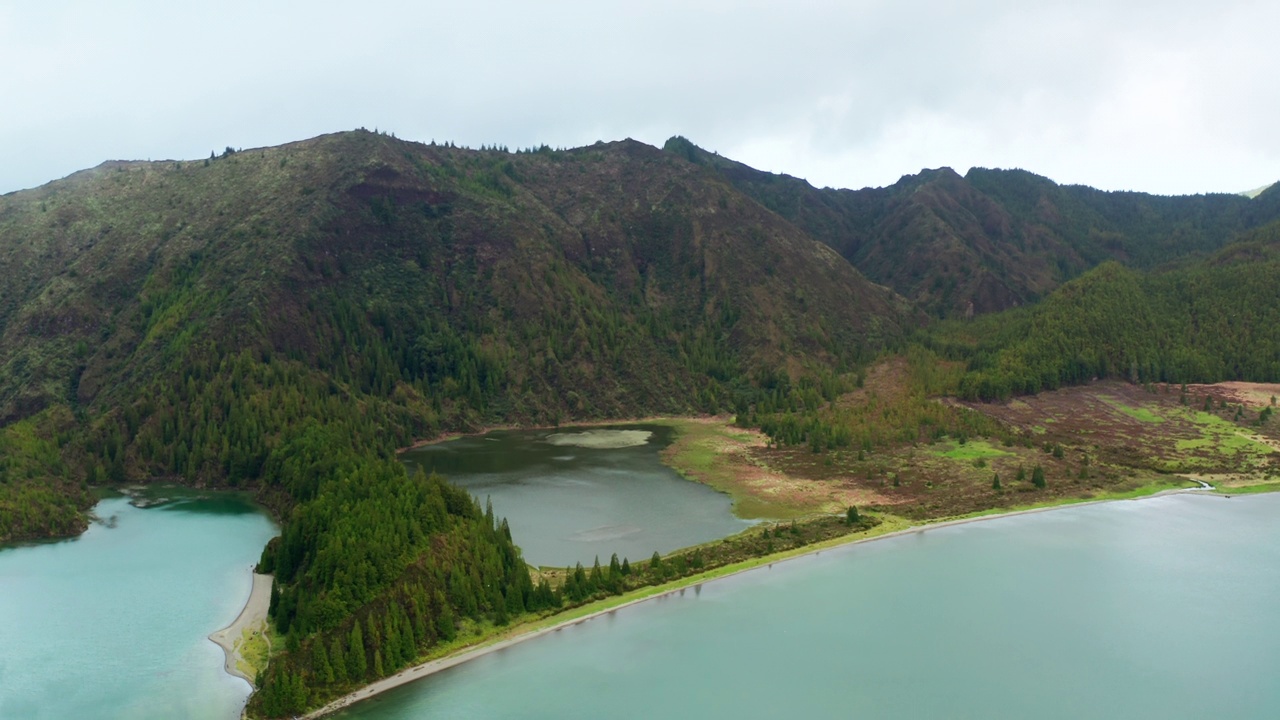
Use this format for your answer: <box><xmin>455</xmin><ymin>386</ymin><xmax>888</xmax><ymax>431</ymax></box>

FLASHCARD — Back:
<box><xmin>3</xmin><ymin>0</ymin><xmax>1277</xmax><ymax>196</ymax></box>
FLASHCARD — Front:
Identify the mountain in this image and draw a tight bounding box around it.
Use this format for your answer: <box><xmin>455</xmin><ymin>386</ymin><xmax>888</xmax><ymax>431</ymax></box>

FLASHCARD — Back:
<box><xmin>6</xmin><ymin>128</ymin><xmax>1277</xmax><ymax>716</ymax></box>
<box><xmin>0</xmin><ymin>132</ymin><xmax>912</xmax><ymax>436</ymax></box>
<box><xmin>0</xmin><ymin>130</ymin><xmax>927</xmax><ymax>716</ymax></box>
<box><xmin>665</xmin><ymin>136</ymin><xmax>1280</xmax><ymax>316</ymax></box>
<box><xmin>934</xmin><ymin>225</ymin><xmax>1280</xmax><ymax>400</ymax></box>
<box><xmin>0</xmin><ymin>128</ymin><xmax>920</xmax><ymax>558</ymax></box>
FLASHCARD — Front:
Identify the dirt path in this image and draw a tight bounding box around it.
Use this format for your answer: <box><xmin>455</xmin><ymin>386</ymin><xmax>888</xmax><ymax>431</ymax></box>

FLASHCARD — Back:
<box><xmin>209</xmin><ymin>572</ymin><xmax>273</xmax><ymax>684</ymax></box>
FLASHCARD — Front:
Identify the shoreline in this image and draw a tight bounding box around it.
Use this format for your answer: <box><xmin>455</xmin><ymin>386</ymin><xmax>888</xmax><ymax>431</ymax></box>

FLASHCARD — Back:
<box><xmin>210</xmin><ymin>572</ymin><xmax>273</xmax><ymax>685</ymax></box>
<box><xmin>302</xmin><ymin>484</ymin><xmax>1219</xmax><ymax>718</ymax></box>
<box><xmin>395</xmin><ymin>415</ymin><xmax>723</xmax><ymax>453</ymax></box>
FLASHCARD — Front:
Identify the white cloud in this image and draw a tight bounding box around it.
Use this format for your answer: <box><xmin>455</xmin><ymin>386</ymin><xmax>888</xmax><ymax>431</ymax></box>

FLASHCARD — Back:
<box><xmin>1</xmin><ymin>0</ymin><xmax>1276</xmax><ymax>195</ymax></box>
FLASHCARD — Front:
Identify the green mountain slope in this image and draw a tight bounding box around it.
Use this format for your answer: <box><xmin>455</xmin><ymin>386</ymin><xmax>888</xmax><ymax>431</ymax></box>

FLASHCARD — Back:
<box><xmin>0</xmin><ymin>130</ymin><xmax>921</xmax><ymax>716</ymax></box>
<box><xmin>0</xmin><ymin>132</ymin><xmax>912</xmax><ymax>436</ymax></box>
<box><xmin>934</xmin><ymin>225</ymin><xmax>1280</xmax><ymax>400</ymax></box>
<box><xmin>665</xmin><ymin>136</ymin><xmax>1279</xmax><ymax>317</ymax></box>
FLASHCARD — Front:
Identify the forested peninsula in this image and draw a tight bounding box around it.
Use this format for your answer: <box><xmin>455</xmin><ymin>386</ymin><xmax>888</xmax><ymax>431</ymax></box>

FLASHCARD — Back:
<box><xmin>2</xmin><ymin>130</ymin><xmax>1278</xmax><ymax>716</ymax></box>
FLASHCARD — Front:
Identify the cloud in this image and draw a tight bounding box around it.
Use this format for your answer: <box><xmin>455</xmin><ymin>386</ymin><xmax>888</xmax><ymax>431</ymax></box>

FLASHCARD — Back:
<box><xmin>1</xmin><ymin>0</ymin><xmax>1276</xmax><ymax>195</ymax></box>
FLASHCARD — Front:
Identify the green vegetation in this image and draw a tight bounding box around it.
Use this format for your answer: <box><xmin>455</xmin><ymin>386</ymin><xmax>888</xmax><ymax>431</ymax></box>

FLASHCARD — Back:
<box><xmin>260</xmin><ymin>507</ymin><xmax>876</xmax><ymax>716</ymax></box>
<box><xmin>0</xmin><ymin>408</ymin><xmax>92</xmax><ymax>542</ymax></box>
<box><xmin>750</xmin><ymin>347</ymin><xmax>1013</xmax><ymax>456</ymax></box>
<box><xmin>667</xmin><ymin>137</ymin><xmax>1280</xmax><ymax>317</ymax></box>
<box><xmin>3</xmin><ymin>130</ymin><xmax>1280</xmax><ymax>716</ymax></box>
<box><xmin>237</xmin><ymin>624</ymin><xmax>275</xmax><ymax>686</ymax></box>
<box><xmin>1100</xmin><ymin>397</ymin><xmax>1164</xmax><ymax>423</ymax></box>
<box><xmin>250</xmin><ymin>445</ymin><xmax>556</xmax><ymax>716</ymax></box>
<box><xmin>658</xmin><ymin>419</ymin><xmax>813</xmax><ymax>519</ymax></box>
<box><xmin>936</xmin><ymin>246</ymin><xmax>1280</xmax><ymax>399</ymax></box>
<box><xmin>931</xmin><ymin>439</ymin><xmax>1014</xmax><ymax>461</ymax></box>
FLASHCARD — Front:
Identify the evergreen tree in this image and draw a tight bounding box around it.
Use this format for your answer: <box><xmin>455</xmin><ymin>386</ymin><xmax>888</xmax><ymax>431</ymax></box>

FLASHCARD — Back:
<box><xmin>347</xmin><ymin>622</ymin><xmax>366</xmax><ymax>680</ymax></box>
<box><xmin>436</xmin><ymin>603</ymin><xmax>457</xmax><ymax>641</ymax></box>
<box><xmin>313</xmin><ymin>640</ymin><xmax>334</xmax><ymax>685</ymax></box>
<box><xmin>329</xmin><ymin>636</ymin><xmax>347</xmax><ymax>684</ymax></box>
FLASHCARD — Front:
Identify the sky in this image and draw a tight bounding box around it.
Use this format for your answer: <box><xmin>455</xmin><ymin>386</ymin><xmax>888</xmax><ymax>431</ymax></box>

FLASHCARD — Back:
<box><xmin>2</xmin><ymin>0</ymin><xmax>1277</xmax><ymax>196</ymax></box>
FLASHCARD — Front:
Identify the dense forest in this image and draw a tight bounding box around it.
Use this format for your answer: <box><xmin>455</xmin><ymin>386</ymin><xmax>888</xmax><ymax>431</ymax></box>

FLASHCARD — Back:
<box><xmin>1</xmin><ymin>129</ymin><xmax>1278</xmax><ymax>717</ymax></box>
<box><xmin>749</xmin><ymin>225</ymin><xmax>1280</xmax><ymax>456</ymax></box>
<box><xmin>940</xmin><ymin>224</ymin><xmax>1280</xmax><ymax>400</ymax></box>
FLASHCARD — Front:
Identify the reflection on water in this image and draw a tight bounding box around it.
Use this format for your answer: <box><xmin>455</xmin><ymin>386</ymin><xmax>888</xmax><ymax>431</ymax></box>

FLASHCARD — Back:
<box><xmin>334</xmin><ymin>493</ymin><xmax>1280</xmax><ymax>720</ymax></box>
<box><xmin>402</xmin><ymin>425</ymin><xmax>754</xmax><ymax>567</ymax></box>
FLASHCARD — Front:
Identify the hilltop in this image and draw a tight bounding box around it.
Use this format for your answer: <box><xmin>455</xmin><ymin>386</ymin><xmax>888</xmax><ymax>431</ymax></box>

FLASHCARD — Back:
<box><xmin>665</xmin><ymin>136</ymin><xmax>1280</xmax><ymax>316</ymax></box>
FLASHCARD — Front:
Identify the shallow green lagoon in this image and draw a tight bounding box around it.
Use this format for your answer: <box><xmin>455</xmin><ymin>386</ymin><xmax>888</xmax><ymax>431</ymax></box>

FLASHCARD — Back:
<box><xmin>332</xmin><ymin>492</ymin><xmax>1280</xmax><ymax>720</ymax></box>
<box><xmin>401</xmin><ymin>425</ymin><xmax>754</xmax><ymax>567</ymax></box>
<box><xmin>0</xmin><ymin>490</ymin><xmax>278</xmax><ymax>720</ymax></box>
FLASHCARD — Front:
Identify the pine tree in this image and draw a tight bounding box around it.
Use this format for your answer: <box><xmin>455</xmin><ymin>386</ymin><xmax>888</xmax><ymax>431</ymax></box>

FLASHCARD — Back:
<box><xmin>347</xmin><ymin>622</ymin><xmax>366</xmax><ymax>680</ymax></box>
<box><xmin>329</xmin><ymin>636</ymin><xmax>347</xmax><ymax>684</ymax></box>
<box><xmin>313</xmin><ymin>640</ymin><xmax>334</xmax><ymax>685</ymax></box>
<box><xmin>436</xmin><ymin>603</ymin><xmax>456</xmax><ymax>641</ymax></box>
<box><xmin>589</xmin><ymin>556</ymin><xmax>604</xmax><ymax>591</ymax></box>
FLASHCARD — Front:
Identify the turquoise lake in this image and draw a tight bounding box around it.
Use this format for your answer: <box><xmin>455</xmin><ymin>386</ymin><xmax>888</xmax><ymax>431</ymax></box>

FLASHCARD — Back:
<box><xmin>401</xmin><ymin>425</ymin><xmax>755</xmax><ymax>567</ymax></box>
<box><xmin>0</xmin><ymin>490</ymin><xmax>278</xmax><ymax>720</ymax></box>
<box><xmin>3</xmin><ymin>484</ymin><xmax>1278</xmax><ymax>720</ymax></box>
<box><xmin>330</xmin><ymin>492</ymin><xmax>1280</xmax><ymax>720</ymax></box>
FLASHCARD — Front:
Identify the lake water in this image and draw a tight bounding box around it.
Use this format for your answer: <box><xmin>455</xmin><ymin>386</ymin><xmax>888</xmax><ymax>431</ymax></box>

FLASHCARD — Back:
<box><xmin>0</xmin><ymin>490</ymin><xmax>278</xmax><ymax>720</ymax></box>
<box><xmin>330</xmin><ymin>492</ymin><xmax>1280</xmax><ymax>720</ymax></box>
<box><xmin>401</xmin><ymin>425</ymin><xmax>755</xmax><ymax>567</ymax></box>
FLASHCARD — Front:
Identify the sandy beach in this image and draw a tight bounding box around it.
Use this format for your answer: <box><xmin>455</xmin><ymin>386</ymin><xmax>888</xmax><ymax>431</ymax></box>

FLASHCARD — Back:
<box><xmin>303</xmin><ymin>484</ymin><xmax>1216</xmax><ymax>718</ymax></box>
<box><xmin>210</xmin><ymin>572</ymin><xmax>273</xmax><ymax>684</ymax></box>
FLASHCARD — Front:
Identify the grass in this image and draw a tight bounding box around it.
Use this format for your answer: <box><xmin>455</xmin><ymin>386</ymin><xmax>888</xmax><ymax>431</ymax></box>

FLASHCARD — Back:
<box><xmin>935</xmin><ymin>476</ymin><xmax>1200</xmax><ymax>522</ymax></box>
<box><xmin>929</xmin><ymin>439</ymin><xmax>1014</xmax><ymax>461</ymax></box>
<box><xmin>236</xmin><ymin>622</ymin><xmax>276</xmax><ymax>686</ymax></box>
<box><xmin>654</xmin><ymin>418</ymin><xmax>810</xmax><ymax>519</ymax></box>
<box><xmin>1166</xmin><ymin>407</ymin><xmax>1275</xmax><ymax>463</ymax></box>
<box><xmin>1220</xmin><ymin>480</ymin><xmax>1280</xmax><ymax>495</ymax></box>
<box><xmin>1100</xmin><ymin>396</ymin><xmax>1165</xmax><ymax>423</ymax></box>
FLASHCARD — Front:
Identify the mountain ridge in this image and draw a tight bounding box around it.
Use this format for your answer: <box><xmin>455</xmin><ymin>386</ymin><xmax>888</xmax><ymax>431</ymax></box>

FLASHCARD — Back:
<box><xmin>0</xmin><ymin>128</ymin><xmax>917</xmax><ymax>540</ymax></box>
<box><xmin>664</xmin><ymin>136</ymin><xmax>1279</xmax><ymax>316</ymax></box>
